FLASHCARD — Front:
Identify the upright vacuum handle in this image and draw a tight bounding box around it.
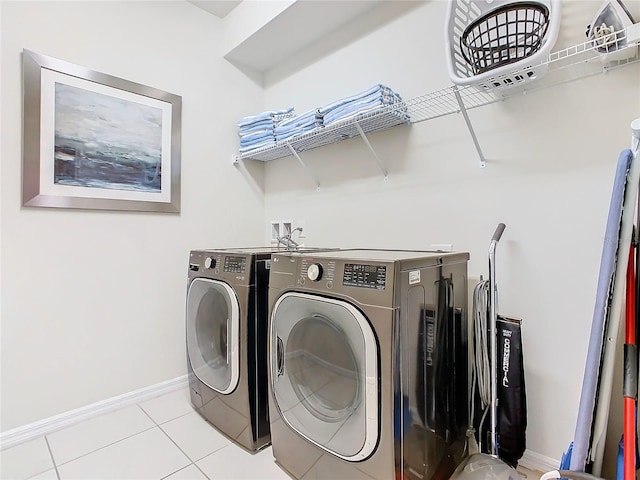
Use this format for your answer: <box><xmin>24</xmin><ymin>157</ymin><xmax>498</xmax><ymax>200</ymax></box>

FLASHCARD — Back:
<box><xmin>488</xmin><ymin>222</ymin><xmax>506</xmax><ymax>457</ymax></box>
<box><xmin>492</xmin><ymin>223</ymin><xmax>506</xmax><ymax>243</ymax></box>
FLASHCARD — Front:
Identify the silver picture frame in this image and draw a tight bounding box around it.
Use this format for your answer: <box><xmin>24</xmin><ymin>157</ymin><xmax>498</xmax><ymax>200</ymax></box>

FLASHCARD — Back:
<box><xmin>22</xmin><ymin>50</ymin><xmax>182</xmax><ymax>213</ymax></box>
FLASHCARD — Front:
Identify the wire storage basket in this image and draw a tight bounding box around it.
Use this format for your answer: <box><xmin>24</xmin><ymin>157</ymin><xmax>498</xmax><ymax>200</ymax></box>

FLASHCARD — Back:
<box><xmin>445</xmin><ymin>0</ymin><xmax>561</xmax><ymax>92</ymax></box>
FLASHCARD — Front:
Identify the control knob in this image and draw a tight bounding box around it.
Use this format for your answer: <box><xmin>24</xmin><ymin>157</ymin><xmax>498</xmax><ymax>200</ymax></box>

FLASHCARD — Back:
<box><xmin>307</xmin><ymin>263</ymin><xmax>323</xmax><ymax>282</ymax></box>
<box><xmin>204</xmin><ymin>257</ymin><xmax>216</xmax><ymax>269</ymax></box>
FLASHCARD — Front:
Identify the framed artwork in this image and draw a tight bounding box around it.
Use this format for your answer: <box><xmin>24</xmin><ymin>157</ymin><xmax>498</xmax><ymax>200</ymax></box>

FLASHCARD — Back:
<box><xmin>22</xmin><ymin>50</ymin><xmax>182</xmax><ymax>212</ymax></box>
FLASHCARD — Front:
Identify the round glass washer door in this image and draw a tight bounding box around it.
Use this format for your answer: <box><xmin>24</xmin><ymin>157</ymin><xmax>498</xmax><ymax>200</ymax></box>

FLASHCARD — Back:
<box><xmin>270</xmin><ymin>292</ymin><xmax>378</xmax><ymax>461</ymax></box>
<box><xmin>187</xmin><ymin>278</ymin><xmax>240</xmax><ymax>394</ymax></box>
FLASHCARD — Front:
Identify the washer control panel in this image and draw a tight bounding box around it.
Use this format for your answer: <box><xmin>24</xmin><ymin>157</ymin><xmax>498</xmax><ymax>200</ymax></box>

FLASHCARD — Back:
<box><xmin>307</xmin><ymin>263</ymin><xmax>323</xmax><ymax>281</ymax></box>
<box><xmin>189</xmin><ymin>251</ymin><xmax>221</xmax><ymax>274</ymax></box>
<box><xmin>204</xmin><ymin>257</ymin><xmax>217</xmax><ymax>269</ymax></box>
<box><xmin>343</xmin><ymin>263</ymin><xmax>386</xmax><ymax>290</ymax></box>
<box><xmin>224</xmin><ymin>255</ymin><xmax>246</xmax><ymax>273</ymax></box>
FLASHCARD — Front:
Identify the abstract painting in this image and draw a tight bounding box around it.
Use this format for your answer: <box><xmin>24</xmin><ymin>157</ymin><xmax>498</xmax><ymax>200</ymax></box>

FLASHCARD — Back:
<box><xmin>22</xmin><ymin>50</ymin><xmax>182</xmax><ymax>212</ymax></box>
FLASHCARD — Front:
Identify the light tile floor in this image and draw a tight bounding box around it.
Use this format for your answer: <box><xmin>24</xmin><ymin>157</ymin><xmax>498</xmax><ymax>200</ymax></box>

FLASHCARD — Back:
<box><xmin>1</xmin><ymin>387</ymin><xmax>292</xmax><ymax>480</ymax></box>
<box><xmin>1</xmin><ymin>386</ymin><xmax>543</xmax><ymax>480</ymax></box>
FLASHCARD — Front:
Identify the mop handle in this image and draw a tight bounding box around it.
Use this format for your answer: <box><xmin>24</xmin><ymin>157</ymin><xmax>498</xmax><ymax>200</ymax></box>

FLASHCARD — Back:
<box><xmin>624</xmin><ymin>243</ymin><xmax>637</xmax><ymax>480</ymax></box>
<box><xmin>489</xmin><ymin>222</ymin><xmax>506</xmax><ymax>456</ymax></box>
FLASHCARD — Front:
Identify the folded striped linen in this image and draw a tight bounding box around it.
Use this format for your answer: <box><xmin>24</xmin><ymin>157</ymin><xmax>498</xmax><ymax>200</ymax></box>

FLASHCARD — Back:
<box><xmin>239</xmin><ymin>128</ymin><xmax>272</xmax><ymax>140</ymax></box>
<box><xmin>317</xmin><ymin>84</ymin><xmax>396</xmax><ymax>116</ymax></box>
<box><xmin>274</xmin><ymin>109</ymin><xmax>320</xmax><ymax>133</ymax></box>
<box><xmin>273</xmin><ymin>110</ymin><xmax>296</xmax><ymax>123</ymax></box>
<box><xmin>237</xmin><ymin>107</ymin><xmax>294</xmax><ymax>128</ymax></box>
<box><xmin>325</xmin><ymin>104</ymin><xmax>409</xmax><ymax>127</ymax></box>
<box><xmin>273</xmin><ymin>108</ymin><xmax>323</xmax><ymax>142</ymax></box>
<box><xmin>322</xmin><ymin>92</ymin><xmax>402</xmax><ymax>125</ymax></box>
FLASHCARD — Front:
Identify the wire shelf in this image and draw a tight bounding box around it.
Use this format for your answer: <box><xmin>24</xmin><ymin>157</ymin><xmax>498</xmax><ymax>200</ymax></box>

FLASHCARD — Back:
<box><xmin>234</xmin><ymin>27</ymin><xmax>639</xmax><ymax>164</ymax></box>
<box><xmin>235</xmin><ymin>104</ymin><xmax>410</xmax><ymax>162</ymax></box>
<box><xmin>404</xmin><ymin>85</ymin><xmax>503</xmax><ymax>124</ymax></box>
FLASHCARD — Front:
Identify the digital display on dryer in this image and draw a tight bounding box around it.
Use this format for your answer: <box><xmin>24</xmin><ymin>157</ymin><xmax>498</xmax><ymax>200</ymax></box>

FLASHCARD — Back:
<box><xmin>224</xmin><ymin>256</ymin><xmax>246</xmax><ymax>273</ymax></box>
<box><xmin>343</xmin><ymin>264</ymin><xmax>386</xmax><ymax>289</ymax></box>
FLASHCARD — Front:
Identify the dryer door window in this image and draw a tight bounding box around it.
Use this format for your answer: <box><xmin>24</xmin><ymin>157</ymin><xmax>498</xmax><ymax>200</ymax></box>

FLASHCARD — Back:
<box><xmin>187</xmin><ymin>278</ymin><xmax>240</xmax><ymax>394</ymax></box>
<box><xmin>270</xmin><ymin>292</ymin><xmax>378</xmax><ymax>461</ymax></box>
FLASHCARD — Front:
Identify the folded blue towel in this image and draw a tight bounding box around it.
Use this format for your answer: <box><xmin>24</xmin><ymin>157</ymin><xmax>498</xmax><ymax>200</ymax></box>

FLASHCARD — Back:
<box><xmin>237</xmin><ymin>107</ymin><xmax>294</xmax><ymax>128</ymax></box>
<box><xmin>240</xmin><ymin>134</ymin><xmax>274</xmax><ymax>147</ymax></box>
<box><xmin>275</xmin><ymin>122</ymin><xmax>318</xmax><ymax>135</ymax></box>
<box><xmin>275</xmin><ymin>124</ymin><xmax>318</xmax><ymax>142</ymax></box>
<box><xmin>237</xmin><ymin>85</ymin><xmax>406</xmax><ymax>153</ymax></box>
<box><xmin>239</xmin><ymin>119</ymin><xmax>275</xmax><ymax>134</ymax></box>
<box><xmin>318</xmin><ymin>84</ymin><xmax>395</xmax><ymax>115</ymax></box>
<box><xmin>239</xmin><ymin>138</ymin><xmax>275</xmax><ymax>153</ymax></box>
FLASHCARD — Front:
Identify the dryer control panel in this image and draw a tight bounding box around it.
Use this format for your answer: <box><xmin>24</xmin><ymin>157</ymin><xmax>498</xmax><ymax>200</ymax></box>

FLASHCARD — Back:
<box><xmin>294</xmin><ymin>258</ymin><xmax>388</xmax><ymax>291</ymax></box>
<box><xmin>343</xmin><ymin>263</ymin><xmax>387</xmax><ymax>290</ymax></box>
<box><xmin>298</xmin><ymin>258</ymin><xmax>337</xmax><ymax>287</ymax></box>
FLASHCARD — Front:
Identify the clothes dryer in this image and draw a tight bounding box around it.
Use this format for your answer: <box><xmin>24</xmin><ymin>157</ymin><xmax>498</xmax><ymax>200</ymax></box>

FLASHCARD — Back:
<box><xmin>268</xmin><ymin>249</ymin><xmax>470</xmax><ymax>480</ymax></box>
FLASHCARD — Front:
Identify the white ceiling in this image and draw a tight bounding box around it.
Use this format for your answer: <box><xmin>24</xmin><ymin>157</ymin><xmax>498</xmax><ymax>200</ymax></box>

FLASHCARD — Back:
<box><xmin>224</xmin><ymin>1</ymin><xmax>423</xmax><ymax>78</ymax></box>
<box><xmin>185</xmin><ymin>0</ymin><xmax>423</xmax><ymax>79</ymax></box>
<box><xmin>187</xmin><ymin>0</ymin><xmax>242</xmax><ymax>18</ymax></box>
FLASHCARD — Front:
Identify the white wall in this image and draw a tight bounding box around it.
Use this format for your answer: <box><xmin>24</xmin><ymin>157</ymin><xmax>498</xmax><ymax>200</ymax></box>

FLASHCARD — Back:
<box><xmin>2</xmin><ymin>0</ymin><xmax>640</xmax><ymax>467</ymax></box>
<box><xmin>262</xmin><ymin>0</ymin><xmax>640</xmax><ymax>464</ymax></box>
<box><xmin>0</xmin><ymin>1</ymin><xmax>265</xmax><ymax>431</ymax></box>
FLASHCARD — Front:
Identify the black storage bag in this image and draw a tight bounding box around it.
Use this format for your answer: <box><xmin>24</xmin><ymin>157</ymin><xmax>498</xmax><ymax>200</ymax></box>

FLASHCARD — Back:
<box><xmin>497</xmin><ymin>316</ymin><xmax>527</xmax><ymax>467</ymax></box>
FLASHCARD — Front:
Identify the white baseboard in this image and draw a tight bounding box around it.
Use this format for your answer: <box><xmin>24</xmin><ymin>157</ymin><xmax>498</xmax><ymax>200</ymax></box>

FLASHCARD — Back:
<box><xmin>520</xmin><ymin>449</ymin><xmax>561</xmax><ymax>473</ymax></box>
<box><xmin>0</xmin><ymin>374</ymin><xmax>189</xmax><ymax>451</ymax></box>
<box><xmin>0</xmin><ymin>378</ymin><xmax>565</xmax><ymax>475</ymax></box>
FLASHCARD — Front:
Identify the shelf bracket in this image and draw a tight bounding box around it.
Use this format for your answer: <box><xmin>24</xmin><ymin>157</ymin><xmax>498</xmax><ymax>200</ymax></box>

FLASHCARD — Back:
<box><xmin>452</xmin><ymin>85</ymin><xmax>486</xmax><ymax>168</ymax></box>
<box><xmin>354</xmin><ymin>121</ymin><xmax>388</xmax><ymax>180</ymax></box>
<box><xmin>286</xmin><ymin>144</ymin><xmax>320</xmax><ymax>190</ymax></box>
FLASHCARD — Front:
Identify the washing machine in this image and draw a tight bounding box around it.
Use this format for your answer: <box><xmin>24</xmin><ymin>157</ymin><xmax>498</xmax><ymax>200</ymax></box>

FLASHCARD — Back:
<box><xmin>186</xmin><ymin>247</ymin><xmax>336</xmax><ymax>452</ymax></box>
<box><xmin>267</xmin><ymin>249</ymin><xmax>470</xmax><ymax>480</ymax></box>
<box><xmin>186</xmin><ymin>248</ymin><xmax>274</xmax><ymax>451</ymax></box>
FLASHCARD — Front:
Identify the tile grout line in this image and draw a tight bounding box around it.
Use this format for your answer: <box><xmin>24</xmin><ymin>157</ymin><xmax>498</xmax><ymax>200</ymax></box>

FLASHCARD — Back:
<box><xmin>136</xmin><ymin>403</ymin><xmax>161</xmax><ymax>427</ymax></box>
<box><xmin>158</xmin><ymin>464</ymin><xmax>195</xmax><ymax>480</ymax></box>
<box><xmin>136</xmin><ymin>401</ymin><xmax>193</xmax><ymax>427</ymax></box>
<box><xmin>159</xmin><ymin>410</ymin><xmax>193</xmax><ymax>426</ymax></box>
<box><xmin>158</xmin><ymin>461</ymin><xmax>211</xmax><ymax>480</ymax></box>
<box><xmin>137</xmin><ymin>404</ymin><xmax>212</xmax><ymax>480</ymax></box>
<box><xmin>53</xmin><ymin>425</ymin><xmax>157</xmax><ymax>468</ymax></box>
<box><xmin>154</xmin><ymin>419</ymin><xmax>228</xmax><ymax>478</ymax></box>
<box><xmin>154</xmin><ymin>424</ymin><xmax>206</xmax><ymax>479</ymax></box>
<box><xmin>43</xmin><ymin>436</ymin><xmax>61</xmax><ymax>480</ymax></box>
<box><xmin>195</xmin><ymin>442</ymin><xmax>237</xmax><ymax>464</ymax></box>
<box><xmin>192</xmin><ymin>461</ymin><xmax>212</xmax><ymax>480</ymax></box>
<box><xmin>137</xmin><ymin>402</ymin><xmax>230</xmax><ymax>464</ymax></box>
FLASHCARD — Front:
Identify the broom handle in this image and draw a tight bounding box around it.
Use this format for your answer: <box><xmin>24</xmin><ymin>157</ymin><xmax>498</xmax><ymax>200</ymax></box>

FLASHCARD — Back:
<box><xmin>624</xmin><ymin>235</ymin><xmax>638</xmax><ymax>480</ymax></box>
<box><xmin>489</xmin><ymin>223</ymin><xmax>506</xmax><ymax>456</ymax></box>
